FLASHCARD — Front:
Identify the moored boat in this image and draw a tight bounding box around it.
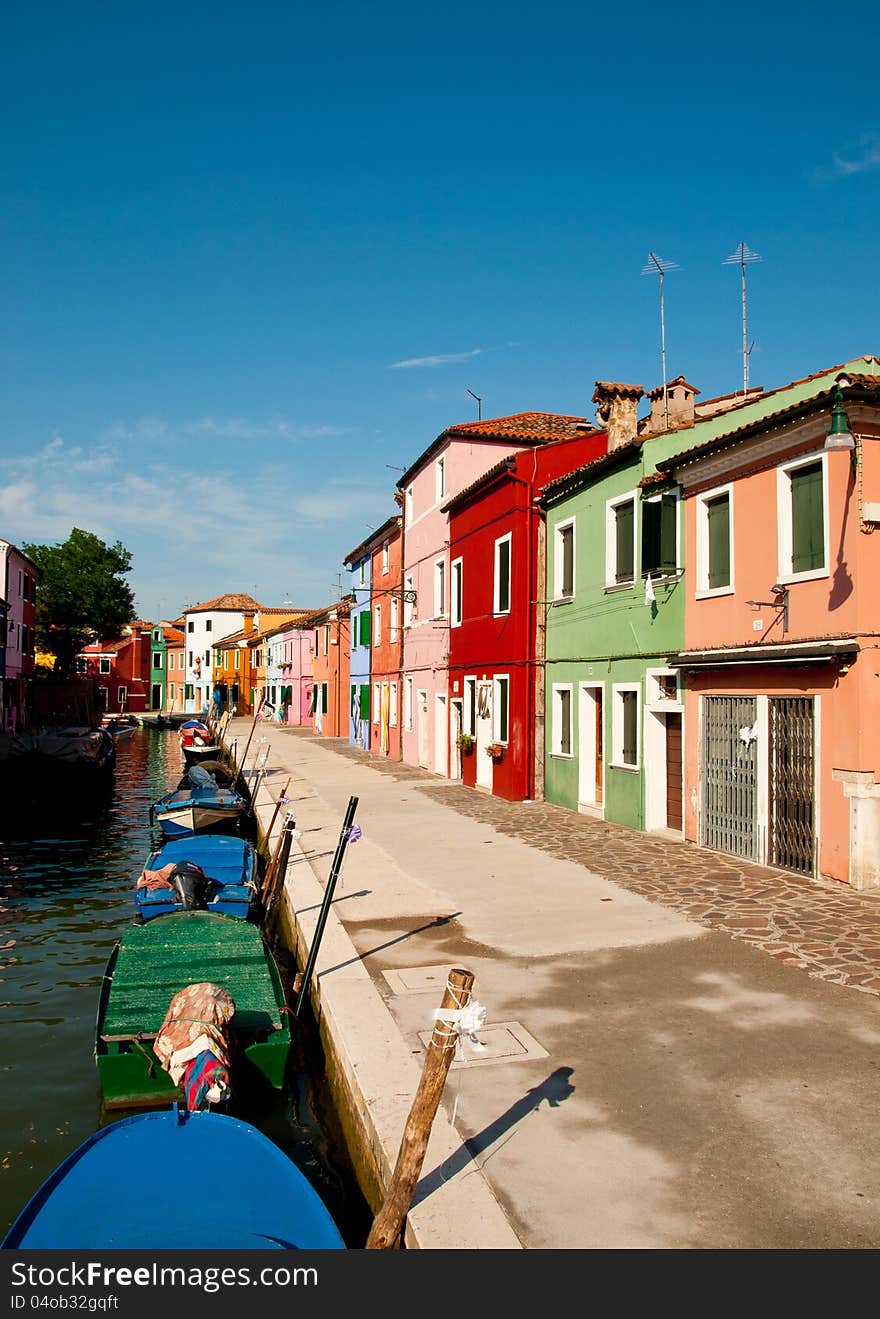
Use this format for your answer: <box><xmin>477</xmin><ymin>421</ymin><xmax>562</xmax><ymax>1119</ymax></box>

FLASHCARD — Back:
<box><xmin>1</xmin><ymin>1106</ymin><xmax>345</xmax><ymax>1248</ymax></box>
<box><xmin>178</xmin><ymin>719</ymin><xmax>219</xmax><ymax>764</ymax></box>
<box><xmin>135</xmin><ymin>834</ymin><xmax>259</xmax><ymax>921</ymax></box>
<box><xmin>95</xmin><ymin>912</ymin><xmax>291</xmax><ymax>1110</ymax></box>
<box><xmin>151</xmin><ymin>763</ymin><xmax>246</xmax><ymax>837</ymax></box>
<box><xmin>103</xmin><ymin>714</ymin><xmax>138</xmax><ymax>740</ymax></box>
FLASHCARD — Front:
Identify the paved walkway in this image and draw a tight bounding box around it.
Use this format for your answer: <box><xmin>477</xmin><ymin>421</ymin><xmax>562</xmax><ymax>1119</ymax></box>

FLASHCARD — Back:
<box><xmin>310</xmin><ymin>733</ymin><xmax>880</xmax><ymax>996</ymax></box>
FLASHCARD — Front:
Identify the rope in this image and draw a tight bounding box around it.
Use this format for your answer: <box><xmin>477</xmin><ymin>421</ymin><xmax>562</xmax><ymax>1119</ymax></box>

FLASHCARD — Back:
<box><xmin>431</xmin><ymin>978</ymin><xmax>487</xmax><ymax>1124</ymax></box>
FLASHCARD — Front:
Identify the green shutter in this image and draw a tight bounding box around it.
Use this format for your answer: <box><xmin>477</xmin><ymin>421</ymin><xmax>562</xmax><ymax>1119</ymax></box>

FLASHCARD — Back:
<box><xmin>497</xmin><ymin>540</ymin><xmax>510</xmax><ymax>611</ymax></box>
<box><xmin>309</xmin><ymin>685</ymin><xmax>317</xmax><ymax>714</ymax></box>
<box><xmin>640</xmin><ymin>500</ymin><xmax>660</xmax><ymax>575</ymax></box>
<box><xmin>622</xmin><ymin>691</ymin><xmax>637</xmax><ymax>766</ymax></box>
<box><xmin>615</xmin><ymin>501</ymin><xmax>634</xmax><ymax>582</ymax></box>
<box><xmin>707</xmin><ymin>494</ymin><xmax>731</xmax><ymax>589</ymax></box>
<box><xmin>791</xmin><ymin>462</ymin><xmax>825</xmax><ymax>573</ymax></box>
<box><xmin>360</xmin><ymin>610</ymin><xmax>371</xmax><ymax>647</ymax></box>
<box><xmin>321</xmin><ymin>684</ymin><xmax>328</xmax><ymax>714</ymax></box>
<box><xmin>660</xmin><ymin>494</ymin><xmax>677</xmax><ymax>572</ymax></box>
<box><xmin>359</xmin><ymin>684</ymin><xmax>370</xmax><ymax>719</ymax></box>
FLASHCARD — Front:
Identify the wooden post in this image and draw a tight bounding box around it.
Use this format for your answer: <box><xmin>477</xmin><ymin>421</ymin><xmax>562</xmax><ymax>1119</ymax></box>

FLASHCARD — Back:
<box><xmin>261</xmin><ymin>777</ymin><xmax>291</xmax><ymax>857</ymax></box>
<box><xmin>239</xmin><ymin>696</ymin><xmax>265</xmax><ymax>773</ymax></box>
<box><xmin>366</xmin><ymin>967</ymin><xmax>474</xmax><ymax>1250</ymax></box>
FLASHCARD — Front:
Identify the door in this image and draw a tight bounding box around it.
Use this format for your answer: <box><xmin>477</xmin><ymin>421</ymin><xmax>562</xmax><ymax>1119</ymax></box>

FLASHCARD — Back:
<box><xmin>151</xmin><ymin>683</ymin><xmax>162</xmax><ymax>710</ymax></box>
<box><xmin>417</xmin><ymin>691</ymin><xmax>429</xmax><ymax>768</ymax></box>
<box><xmin>578</xmin><ymin>685</ymin><xmax>603</xmax><ymax>806</ymax></box>
<box><xmin>434</xmin><ymin>694</ymin><xmax>448</xmax><ymax>776</ymax></box>
<box><xmin>701</xmin><ymin>696</ymin><xmax>758</xmax><ymax>861</ymax></box>
<box><xmin>769</xmin><ymin>697</ymin><xmax>815</xmax><ymax>875</ymax></box>
<box><xmin>665</xmin><ymin>712</ymin><xmax>683</xmax><ymax>831</ymax></box>
<box><xmin>475</xmin><ymin>681</ymin><xmax>493</xmax><ymax>789</ymax></box>
<box><xmin>450</xmin><ymin>699</ymin><xmax>463</xmax><ymax>779</ymax></box>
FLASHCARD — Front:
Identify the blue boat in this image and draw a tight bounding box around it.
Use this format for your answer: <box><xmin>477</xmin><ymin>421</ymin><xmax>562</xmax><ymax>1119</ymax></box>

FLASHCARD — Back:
<box><xmin>135</xmin><ymin>834</ymin><xmax>260</xmax><ymax>921</ymax></box>
<box><xmin>152</xmin><ymin>763</ymin><xmax>246</xmax><ymax>837</ymax></box>
<box><xmin>1</xmin><ymin>1106</ymin><xmax>346</xmax><ymax>1249</ymax></box>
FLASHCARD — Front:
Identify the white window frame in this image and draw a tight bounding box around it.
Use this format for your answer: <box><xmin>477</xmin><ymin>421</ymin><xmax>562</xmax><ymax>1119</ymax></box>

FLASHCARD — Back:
<box><xmin>493</xmin><ymin>674</ymin><xmax>510</xmax><ymax>744</ymax></box>
<box><xmin>551</xmin><ymin>683</ymin><xmax>573</xmax><ymax>758</ymax></box>
<box><xmin>451</xmin><ymin>557</ymin><xmax>463</xmax><ymax>628</ymax></box>
<box><xmin>611</xmin><ymin>683</ymin><xmax>641</xmax><ymax>771</ymax></box>
<box><xmin>554</xmin><ymin>517</ymin><xmax>576</xmax><ymax>601</ymax></box>
<box><xmin>404</xmin><ymin>676</ymin><xmax>413</xmax><ymax>731</ymax></box>
<box><xmin>153</xmin><ymin>652</ymin><xmax>162</xmax><ymax>669</ymax></box>
<box><xmin>433</xmin><ymin>557</ymin><xmax>446</xmax><ymax>618</ymax></box>
<box><xmin>403</xmin><ymin>575</ymin><xmax>414</xmax><ymax>628</ymax></box>
<box><xmin>373</xmin><ymin>682</ymin><xmax>380</xmax><ymax>723</ymax></box>
<box><xmin>695</xmin><ymin>482</ymin><xmax>735</xmax><ymax>598</ymax></box>
<box><xmin>605</xmin><ymin>489</ymin><xmax>638</xmax><ymax>589</ymax></box>
<box><xmin>382</xmin><ymin>540</ymin><xmax>389</xmax><ymax>574</ymax></box>
<box><xmin>435</xmin><ymin>454</ymin><xmax>446</xmax><ymax>503</ymax></box>
<box><xmin>464</xmin><ymin>676</ymin><xmax>476</xmax><ymax>736</ymax></box>
<box><xmin>359</xmin><ymin>558</ymin><xmax>365</xmax><ymax>586</ymax></box>
<box><xmin>405</xmin><ymin>485</ymin><xmax>414</xmax><ymax>523</ymax></box>
<box><xmin>374</xmin><ymin>602</ymin><xmax>381</xmax><ymax>644</ymax></box>
<box><xmin>390</xmin><ymin>681</ymin><xmax>398</xmax><ymax>727</ymax></box>
<box><xmin>390</xmin><ymin>596</ymin><xmax>400</xmax><ymax>642</ymax></box>
<box><xmin>776</xmin><ymin>450</ymin><xmax>831</xmax><ymax>585</ymax></box>
<box><xmin>493</xmin><ymin>533</ymin><xmax>512</xmax><ymax>616</ymax></box>
<box><xmin>100</xmin><ymin>657</ymin><xmax>111</xmax><ymax>674</ymax></box>
<box><xmin>117</xmin><ymin>686</ymin><xmax>128</xmax><ymax>706</ymax></box>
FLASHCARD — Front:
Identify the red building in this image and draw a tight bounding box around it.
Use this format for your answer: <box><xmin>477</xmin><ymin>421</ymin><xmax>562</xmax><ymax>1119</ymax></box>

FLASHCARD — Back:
<box><xmin>445</xmin><ymin>421</ymin><xmax>607</xmax><ymax>800</ymax></box>
<box><xmin>77</xmin><ymin>620</ymin><xmax>153</xmax><ymax>714</ymax></box>
<box><xmin>365</xmin><ymin>514</ymin><xmax>403</xmax><ymax>760</ymax></box>
<box><xmin>307</xmin><ymin>601</ymin><xmax>351</xmax><ymax>738</ymax></box>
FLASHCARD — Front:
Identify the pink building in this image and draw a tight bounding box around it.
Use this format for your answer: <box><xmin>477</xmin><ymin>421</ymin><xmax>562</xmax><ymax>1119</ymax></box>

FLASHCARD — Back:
<box><xmin>397</xmin><ymin>413</ymin><xmax>592</xmax><ymax>775</ymax></box>
<box><xmin>278</xmin><ymin>624</ymin><xmax>315</xmax><ymax>726</ymax></box>
<box><xmin>0</xmin><ymin>538</ymin><xmax>39</xmax><ymax>730</ymax></box>
<box><xmin>660</xmin><ymin>362</ymin><xmax>880</xmax><ymax>889</ymax></box>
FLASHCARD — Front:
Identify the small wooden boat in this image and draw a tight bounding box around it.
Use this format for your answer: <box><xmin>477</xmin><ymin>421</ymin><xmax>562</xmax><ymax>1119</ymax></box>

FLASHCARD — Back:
<box><xmin>178</xmin><ymin>719</ymin><xmax>219</xmax><ymax>764</ymax></box>
<box><xmin>135</xmin><ymin>834</ymin><xmax>259</xmax><ymax>921</ymax></box>
<box><xmin>103</xmin><ymin>714</ymin><xmax>138</xmax><ymax>740</ymax></box>
<box><xmin>151</xmin><ymin>764</ymin><xmax>246</xmax><ymax>837</ymax></box>
<box><xmin>95</xmin><ymin>912</ymin><xmax>291</xmax><ymax>1110</ymax></box>
<box><xmin>1</xmin><ymin>1106</ymin><xmax>345</xmax><ymax>1248</ymax></box>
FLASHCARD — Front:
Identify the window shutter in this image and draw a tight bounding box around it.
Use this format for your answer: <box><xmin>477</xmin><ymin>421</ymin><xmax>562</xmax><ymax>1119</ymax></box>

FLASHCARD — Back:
<box><xmin>707</xmin><ymin>495</ymin><xmax>730</xmax><ymax>589</ymax></box>
<box><xmin>360</xmin><ymin>610</ymin><xmax>371</xmax><ymax>647</ymax></box>
<box><xmin>791</xmin><ymin>462</ymin><xmax>824</xmax><ymax>573</ymax></box>
<box><xmin>615</xmin><ymin>502</ymin><xmax>635</xmax><ymax>582</ymax></box>
<box><xmin>321</xmin><ymin>684</ymin><xmax>328</xmax><ymax>714</ymax></box>
<box><xmin>640</xmin><ymin>500</ymin><xmax>660</xmax><ymax>575</ymax></box>
<box><xmin>359</xmin><ymin>684</ymin><xmax>370</xmax><ymax>719</ymax></box>
<box><xmin>309</xmin><ymin>686</ymin><xmax>317</xmax><ymax>714</ymax></box>
<box><xmin>497</xmin><ymin>541</ymin><xmax>510</xmax><ymax>611</ymax></box>
<box><xmin>622</xmin><ymin>691</ymin><xmax>637</xmax><ymax>766</ymax></box>
<box><xmin>660</xmin><ymin>495</ymin><xmax>677</xmax><ymax>572</ymax></box>
<box><xmin>561</xmin><ymin>526</ymin><xmax>574</xmax><ymax>597</ymax></box>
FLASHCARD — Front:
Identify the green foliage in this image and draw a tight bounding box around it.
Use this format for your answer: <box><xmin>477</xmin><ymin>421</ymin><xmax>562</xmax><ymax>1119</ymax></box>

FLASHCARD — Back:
<box><xmin>23</xmin><ymin>527</ymin><xmax>136</xmax><ymax>676</ymax></box>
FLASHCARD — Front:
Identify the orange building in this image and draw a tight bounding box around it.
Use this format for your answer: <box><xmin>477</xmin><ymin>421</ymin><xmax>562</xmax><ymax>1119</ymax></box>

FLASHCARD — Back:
<box><xmin>306</xmin><ymin>601</ymin><xmax>351</xmax><ymax>737</ymax></box>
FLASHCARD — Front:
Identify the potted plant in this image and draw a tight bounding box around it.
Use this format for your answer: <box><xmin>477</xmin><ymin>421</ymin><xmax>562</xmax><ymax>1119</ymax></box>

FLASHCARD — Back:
<box><xmin>486</xmin><ymin>742</ymin><xmax>505</xmax><ymax>760</ymax></box>
<box><xmin>456</xmin><ymin>731</ymin><xmax>475</xmax><ymax>753</ymax></box>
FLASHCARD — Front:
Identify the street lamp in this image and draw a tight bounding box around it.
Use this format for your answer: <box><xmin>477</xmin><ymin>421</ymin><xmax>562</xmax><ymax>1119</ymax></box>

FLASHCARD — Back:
<box><xmin>825</xmin><ymin>380</ymin><xmax>855</xmax><ymax>457</ymax></box>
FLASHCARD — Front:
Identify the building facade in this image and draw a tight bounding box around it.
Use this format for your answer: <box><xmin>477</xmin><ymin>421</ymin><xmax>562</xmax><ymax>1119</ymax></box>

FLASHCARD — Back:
<box><xmin>0</xmin><ymin>539</ymin><xmax>38</xmax><ymax>730</ymax></box>
<box><xmin>183</xmin><ymin>593</ymin><xmax>259</xmax><ymax>713</ymax></box>
<box><xmin>343</xmin><ymin>536</ymin><xmax>375</xmax><ymax>752</ymax></box>
<box><xmin>367</xmin><ymin>515</ymin><xmax>403</xmax><ymax>759</ymax></box>
<box><xmin>308</xmin><ymin>602</ymin><xmax>351</xmax><ymax>738</ymax></box>
<box><xmin>278</xmin><ymin>623</ymin><xmax>315</xmax><ymax>727</ymax></box>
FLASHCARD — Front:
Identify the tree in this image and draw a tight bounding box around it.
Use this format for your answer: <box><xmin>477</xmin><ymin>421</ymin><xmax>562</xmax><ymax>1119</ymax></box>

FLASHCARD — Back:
<box><xmin>23</xmin><ymin>528</ymin><xmax>136</xmax><ymax>677</ymax></box>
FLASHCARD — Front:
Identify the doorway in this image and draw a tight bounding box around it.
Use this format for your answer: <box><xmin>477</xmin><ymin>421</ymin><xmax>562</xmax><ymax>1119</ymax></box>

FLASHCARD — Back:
<box><xmin>151</xmin><ymin>683</ymin><xmax>162</xmax><ymax>710</ymax></box>
<box><xmin>578</xmin><ymin>684</ymin><xmax>604</xmax><ymax>811</ymax></box>
<box><xmin>450</xmin><ymin>698</ymin><xmax>463</xmax><ymax>779</ymax></box>
<box><xmin>434</xmin><ymin>694</ymin><xmax>448</xmax><ymax>776</ymax></box>
<box><xmin>475</xmin><ymin>681</ymin><xmax>493</xmax><ymax>790</ymax></box>
<box><xmin>417</xmin><ymin>690</ymin><xmax>429</xmax><ymax>768</ymax></box>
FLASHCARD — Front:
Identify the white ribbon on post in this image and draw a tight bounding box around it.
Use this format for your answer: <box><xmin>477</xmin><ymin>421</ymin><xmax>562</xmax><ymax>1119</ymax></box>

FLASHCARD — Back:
<box><xmin>432</xmin><ymin>1000</ymin><xmax>488</xmax><ymax>1061</ymax></box>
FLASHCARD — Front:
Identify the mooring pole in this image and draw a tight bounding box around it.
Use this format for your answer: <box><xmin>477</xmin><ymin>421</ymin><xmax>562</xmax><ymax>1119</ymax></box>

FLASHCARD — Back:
<box><xmin>293</xmin><ymin>795</ymin><xmax>358</xmax><ymax>1019</ymax></box>
<box><xmin>239</xmin><ymin>696</ymin><xmax>265</xmax><ymax>774</ymax></box>
<box><xmin>366</xmin><ymin>967</ymin><xmax>475</xmax><ymax>1249</ymax></box>
<box><xmin>264</xmin><ymin>814</ymin><xmax>296</xmax><ymax>928</ymax></box>
<box><xmin>262</xmin><ymin>777</ymin><xmax>291</xmax><ymax>856</ymax></box>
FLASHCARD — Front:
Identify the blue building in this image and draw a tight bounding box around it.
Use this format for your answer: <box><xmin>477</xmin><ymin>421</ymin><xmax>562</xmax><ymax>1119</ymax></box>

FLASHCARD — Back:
<box><xmin>343</xmin><ymin>536</ymin><xmax>373</xmax><ymax>751</ymax></box>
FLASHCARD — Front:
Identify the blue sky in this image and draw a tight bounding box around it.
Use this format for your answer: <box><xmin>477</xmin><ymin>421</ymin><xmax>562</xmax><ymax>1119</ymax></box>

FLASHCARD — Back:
<box><xmin>1</xmin><ymin>1</ymin><xmax>878</xmax><ymax>621</ymax></box>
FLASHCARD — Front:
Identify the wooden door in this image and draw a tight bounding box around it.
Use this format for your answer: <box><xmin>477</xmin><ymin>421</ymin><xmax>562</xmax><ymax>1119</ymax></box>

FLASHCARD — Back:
<box><xmin>665</xmin><ymin>712</ymin><xmax>682</xmax><ymax>831</ymax></box>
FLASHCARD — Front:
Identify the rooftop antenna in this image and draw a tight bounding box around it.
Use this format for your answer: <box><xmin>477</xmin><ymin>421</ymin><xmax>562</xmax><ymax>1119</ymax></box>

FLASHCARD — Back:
<box><xmin>385</xmin><ymin>463</ymin><xmax>405</xmax><ymax>472</ymax></box>
<box><xmin>466</xmin><ymin>388</ymin><xmax>482</xmax><ymax>421</ymax></box>
<box><xmin>723</xmin><ymin>241</ymin><xmax>762</xmax><ymax>395</ymax></box>
<box><xmin>641</xmin><ymin>252</ymin><xmax>679</xmax><ymax>431</ymax></box>
<box><xmin>282</xmin><ymin>590</ymin><xmax>294</xmax><ymax>606</ymax></box>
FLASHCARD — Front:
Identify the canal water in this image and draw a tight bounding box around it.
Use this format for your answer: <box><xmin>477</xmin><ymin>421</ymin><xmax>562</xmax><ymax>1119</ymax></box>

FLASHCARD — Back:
<box><xmin>0</xmin><ymin>727</ymin><xmax>371</xmax><ymax>1246</ymax></box>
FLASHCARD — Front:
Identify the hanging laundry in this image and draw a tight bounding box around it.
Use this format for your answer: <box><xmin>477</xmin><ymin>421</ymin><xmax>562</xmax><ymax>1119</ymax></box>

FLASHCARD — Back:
<box><xmin>645</xmin><ymin>574</ymin><xmax>656</xmax><ymax>607</ymax></box>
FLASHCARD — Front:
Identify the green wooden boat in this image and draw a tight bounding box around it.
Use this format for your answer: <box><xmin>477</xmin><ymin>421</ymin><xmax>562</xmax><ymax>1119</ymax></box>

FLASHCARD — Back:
<box><xmin>95</xmin><ymin>912</ymin><xmax>291</xmax><ymax>1110</ymax></box>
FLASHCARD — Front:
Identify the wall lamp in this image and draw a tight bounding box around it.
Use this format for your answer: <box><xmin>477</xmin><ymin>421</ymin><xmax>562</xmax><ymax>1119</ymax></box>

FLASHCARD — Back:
<box><xmin>825</xmin><ymin>378</ymin><xmax>856</xmax><ymax>469</ymax></box>
<box><xmin>746</xmin><ymin>583</ymin><xmax>789</xmax><ymax>634</ymax></box>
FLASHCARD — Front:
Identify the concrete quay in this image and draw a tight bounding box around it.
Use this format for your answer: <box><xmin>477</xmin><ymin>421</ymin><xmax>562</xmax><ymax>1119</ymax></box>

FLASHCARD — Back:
<box><xmin>234</xmin><ymin>718</ymin><xmax>880</xmax><ymax>1249</ymax></box>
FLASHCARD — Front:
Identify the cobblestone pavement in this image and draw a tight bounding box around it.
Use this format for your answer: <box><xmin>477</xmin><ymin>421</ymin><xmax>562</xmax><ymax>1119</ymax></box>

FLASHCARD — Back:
<box><xmin>282</xmin><ymin>729</ymin><xmax>880</xmax><ymax>996</ymax></box>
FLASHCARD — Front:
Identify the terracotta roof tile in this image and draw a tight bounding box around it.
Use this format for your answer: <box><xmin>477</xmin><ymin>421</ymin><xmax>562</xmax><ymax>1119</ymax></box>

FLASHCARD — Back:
<box><xmin>183</xmin><ymin>593</ymin><xmax>261</xmax><ymax>615</ymax></box>
<box><xmin>397</xmin><ymin>413</ymin><xmax>597</xmax><ymax>488</ymax></box>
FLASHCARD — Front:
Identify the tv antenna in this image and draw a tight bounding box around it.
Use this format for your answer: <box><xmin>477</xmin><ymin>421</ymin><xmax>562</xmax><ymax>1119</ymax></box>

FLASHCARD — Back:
<box><xmin>385</xmin><ymin>463</ymin><xmax>405</xmax><ymax>472</ymax></box>
<box><xmin>282</xmin><ymin>590</ymin><xmax>294</xmax><ymax>606</ymax></box>
<box><xmin>641</xmin><ymin>252</ymin><xmax>679</xmax><ymax>431</ymax></box>
<box><xmin>723</xmin><ymin>242</ymin><xmax>761</xmax><ymax>395</ymax></box>
<box><xmin>466</xmin><ymin>388</ymin><xmax>482</xmax><ymax>420</ymax></box>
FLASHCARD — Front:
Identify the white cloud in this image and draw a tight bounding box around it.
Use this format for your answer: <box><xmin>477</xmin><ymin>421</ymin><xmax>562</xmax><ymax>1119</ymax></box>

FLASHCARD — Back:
<box><xmin>389</xmin><ymin>348</ymin><xmax>483</xmax><ymax>369</ymax></box>
<box><xmin>816</xmin><ymin>132</ymin><xmax>880</xmax><ymax>181</ymax></box>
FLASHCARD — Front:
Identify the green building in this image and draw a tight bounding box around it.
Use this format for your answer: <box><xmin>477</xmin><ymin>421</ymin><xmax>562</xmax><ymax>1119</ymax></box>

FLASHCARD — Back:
<box><xmin>148</xmin><ymin>620</ymin><xmax>184</xmax><ymax>711</ymax></box>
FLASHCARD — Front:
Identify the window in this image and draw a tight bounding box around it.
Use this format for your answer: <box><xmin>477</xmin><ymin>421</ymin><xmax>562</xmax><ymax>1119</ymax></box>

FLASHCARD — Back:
<box><xmin>434</xmin><ymin>559</ymin><xmax>446</xmax><ymax>617</ymax></box>
<box><xmin>374</xmin><ymin>603</ymin><xmax>381</xmax><ymax>644</ymax></box>
<box><xmin>607</xmin><ymin>494</ymin><xmax>636</xmax><ymax>585</ymax></box>
<box><xmin>493</xmin><ymin>675</ymin><xmax>510</xmax><ymax>743</ymax></box>
<box><xmin>382</xmin><ymin>540</ymin><xmax>389</xmax><ymax>574</ymax></box>
<box><xmin>321</xmin><ymin>682</ymin><xmax>328</xmax><ymax>715</ymax></box>
<box><xmin>390</xmin><ymin>682</ymin><xmax>398</xmax><ymax>727</ymax></box>
<box><xmin>117</xmin><ymin>686</ymin><xmax>127</xmax><ymax>706</ymax></box>
<box><xmin>359</xmin><ymin>610</ymin><xmax>371</xmax><ymax>647</ymax></box>
<box><xmin>234</xmin><ymin>650</ymin><xmax>240</xmax><ymax>669</ymax></box>
<box><xmin>185</xmin><ymin>684</ymin><xmax>194</xmax><ymax>701</ymax></box>
<box><xmin>451</xmin><ymin>558</ymin><xmax>463</xmax><ymax>627</ymax></box>
<box><xmin>323</xmin><ymin>625</ymin><xmax>330</xmax><ymax>655</ymax></box>
<box><xmin>390</xmin><ymin>596</ymin><xmax>400</xmax><ymax>642</ymax></box>
<box><xmin>436</xmin><ymin>455</ymin><xmax>446</xmax><ymax>502</ymax></box>
<box><xmin>403</xmin><ymin>575</ymin><xmax>414</xmax><ymax>628</ymax></box>
<box><xmin>696</xmin><ymin>486</ymin><xmax>733</xmax><ymax>595</ymax></box>
<box><xmin>100</xmin><ymin>657</ymin><xmax>111</xmax><ymax>674</ymax></box>
<box><xmin>552</xmin><ymin>685</ymin><xmax>573</xmax><ymax>756</ymax></box>
<box><xmin>205</xmin><ymin>619</ymin><xmax>212</xmax><ymax>633</ymax></box>
<box><xmin>169</xmin><ymin>683</ymin><xmax>175</xmax><ymax>700</ymax></box>
<box><xmin>554</xmin><ymin>520</ymin><xmax>575</xmax><ymax>600</ymax></box>
<box><xmin>188</xmin><ymin>651</ymin><xmax>193</xmax><ymax>668</ymax></box>
<box><xmin>359</xmin><ymin>684</ymin><xmax>370</xmax><ymax>720</ymax></box>
<box><xmin>373</xmin><ymin>683</ymin><xmax>380</xmax><ymax>723</ymax></box>
<box><xmin>359</xmin><ymin>559</ymin><xmax>365</xmax><ymax>586</ymax></box>
<box><xmin>314</xmin><ymin>628</ymin><xmax>319</xmax><ymax>655</ymax></box>
<box><xmin>612</xmin><ymin>685</ymin><xmax>640</xmax><ymax>770</ymax></box>
<box><xmin>494</xmin><ymin>535</ymin><xmax>511</xmax><ymax>615</ymax></box>
<box><xmin>76</xmin><ymin>657</ymin><xmax>87</xmax><ymax>674</ymax></box>
<box><xmin>464</xmin><ymin>677</ymin><xmax>476</xmax><ymax>736</ymax></box>
<box><xmin>404</xmin><ymin>676</ymin><xmax>413</xmax><ymax>731</ymax></box>
<box><xmin>153</xmin><ymin>652</ymin><xmax>162</xmax><ymax>669</ymax></box>
<box><xmin>778</xmin><ymin>454</ymin><xmax>828</xmax><ymax>581</ymax></box>
<box><xmin>188</xmin><ymin>620</ymin><xmax>194</xmax><ymax>633</ymax></box>
<box><xmin>204</xmin><ymin>650</ymin><xmax>210</xmax><ymax>665</ymax></box>
<box><xmin>641</xmin><ymin>493</ymin><xmax>678</xmax><ymax>577</ymax></box>
<box><xmin>153</xmin><ymin>629</ymin><xmax>161</xmax><ymax>642</ymax></box>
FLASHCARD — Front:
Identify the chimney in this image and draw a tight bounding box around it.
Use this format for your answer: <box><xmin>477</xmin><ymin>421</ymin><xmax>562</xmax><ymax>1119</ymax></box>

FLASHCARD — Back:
<box><xmin>646</xmin><ymin>375</ymin><xmax>699</xmax><ymax>433</ymax></box>
<box><xmin>592</xmin><ymin>381</ymin><xmax>644</xmax><ymax>450</ymax></box>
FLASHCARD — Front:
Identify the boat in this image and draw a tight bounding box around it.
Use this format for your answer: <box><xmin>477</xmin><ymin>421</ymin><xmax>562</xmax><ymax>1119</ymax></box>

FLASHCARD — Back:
<box><xmin>95</xmin><ymin>912</ymin><xmax>291</xmax><ymax>1109</ymax></box>
<box><xmin>0</xmin><ymin>726</ymin><xmax>115</xmax><ymax>791</ymax></box>
<box><xmin>151</xmin><ymin>764</ymin><xmax>246</xmax><ymax>837</ymax></box>
<box><xmin>135</xmin><ymin>834</ymin><xmax>260</xmax><ymax>921</ymax></box>
<box><xmin>178</xmin><ymin>719</ymin><xmax>219</xmax><ymax>764</ymax></box>
<box><xmin>103</xmin><ymin>714</ymin><xmax>138</xmax><ymax>740</ymax></box>
<box><xmin>1</xmin><ymin>1106</ymin><xmax>345</xmax><ymax>1248</ymax></box>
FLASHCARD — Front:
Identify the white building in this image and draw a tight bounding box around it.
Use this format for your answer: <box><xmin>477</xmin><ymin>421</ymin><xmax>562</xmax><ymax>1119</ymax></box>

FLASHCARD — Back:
<box><xmin>181</xmin><ymin>593</ymin><xmax>260</xmax><ymax>713</ymax></box>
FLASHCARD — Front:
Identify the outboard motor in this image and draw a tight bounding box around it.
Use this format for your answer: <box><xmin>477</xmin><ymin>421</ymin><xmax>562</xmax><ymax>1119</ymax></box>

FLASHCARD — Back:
<box><xmin>171</xmin><ymin>862</ymin><xmax>213</xmax><ymax>910</ymax></box>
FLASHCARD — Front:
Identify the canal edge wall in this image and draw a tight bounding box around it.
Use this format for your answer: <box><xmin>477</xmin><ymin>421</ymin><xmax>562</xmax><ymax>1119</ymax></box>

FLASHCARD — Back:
<box><xmin>251</xmin><ymin>779</ymin><xmax>522</xmax><ymax>1250</ymax></box>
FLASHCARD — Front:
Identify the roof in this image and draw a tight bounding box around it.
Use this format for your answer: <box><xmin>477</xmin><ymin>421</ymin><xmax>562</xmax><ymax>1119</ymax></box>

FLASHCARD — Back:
<box><xmin>647</xmin><ymin>375</ymin><xmax>701</xmax><ymax>399</ymax></box>
<box><xmin>343</xmin><ymin>514</ymin><xmax>403</xmax><ymax>568</ymax></box>
<box><xmin>592</xmin><ymin>381</ymin><xmax>644</xmax><ymax>400</ymax></box>
<box><xmin>669</xmin><ymin>637</ymin><xmax>861</xmax><ymax>669</ymax></box>
<box><xmin>539</xmin><ymin>439</ymin><xmax>642</xmax><ymax>505</ymax></box>
<box><xmin>301</xmin><ymin>600</ymin><xmax>351</xmax><ymax>628</ymax></box>
<box><xmin>0</xmin><ymin>539</ymin><xmax>41</xmax><ymax>574</ymax></box>
<box><xmin>251</xmin><ymin>610</ymin><xmax>312</xmax><ymax>642</ymax></box>
<box><xmin>183</xmin><ymin>593</ymin><xmax>260</xmax><ymax>615</ymax></box>
<box><xmin>396</xmin><ymin>413</ymin><xmax>597</xmax><ymax>489</ymax></box>
<box><xmin>162</xmin><ymin>627</ymin><xmax>184</xmax><ymax>644</ymax></box>
<box><xmin>442</xmin><ymin>456</ymin><xmax>518</xmax><ymax>513</ymax></box>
